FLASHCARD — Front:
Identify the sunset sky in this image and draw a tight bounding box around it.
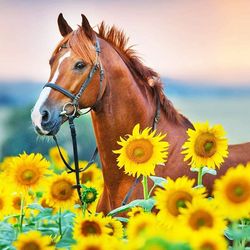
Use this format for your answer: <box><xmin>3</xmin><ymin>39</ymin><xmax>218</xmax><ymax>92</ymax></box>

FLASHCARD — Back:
<box><xmin>1</xmin><ymin>0</ymin><xmax>250</xmax><ymax>86</ymax></box>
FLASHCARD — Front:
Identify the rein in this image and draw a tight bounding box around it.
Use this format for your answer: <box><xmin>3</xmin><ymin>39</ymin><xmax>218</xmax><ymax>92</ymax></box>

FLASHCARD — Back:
<box><xmin>43</xmin><ymin>36</ymin><xmax>161</xmax><ymax>207</ymax></box>
<box><xmin>44</xmin><ymin>37</ymin><xmax>103</xmax><ymax>204</ymax></box>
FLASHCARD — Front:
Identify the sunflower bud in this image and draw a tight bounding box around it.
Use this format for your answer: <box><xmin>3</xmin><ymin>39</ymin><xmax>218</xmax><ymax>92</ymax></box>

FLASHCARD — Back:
<box><xmin>81</xmin><ymin>187</ymin><xmax>98</xmax><ymax>204</ymax></box>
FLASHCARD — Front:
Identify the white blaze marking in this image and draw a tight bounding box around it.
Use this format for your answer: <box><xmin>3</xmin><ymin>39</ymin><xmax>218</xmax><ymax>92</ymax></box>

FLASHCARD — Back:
<box><xmin>50</xmin><ymin>51</ymin><xmax>71</xmax><ymax>83</ymax></box>
<box><xmin>31</xmin><ymin>51</ymin><xmax>71</xmax><ymax>134</ymax></box>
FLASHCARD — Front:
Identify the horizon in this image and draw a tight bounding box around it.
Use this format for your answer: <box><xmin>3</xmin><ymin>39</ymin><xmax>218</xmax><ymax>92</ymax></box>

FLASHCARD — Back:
<box><xmin>1</xmin><ymin>1</ymin><xmax>250</xmax><ymax>86</ymax></box>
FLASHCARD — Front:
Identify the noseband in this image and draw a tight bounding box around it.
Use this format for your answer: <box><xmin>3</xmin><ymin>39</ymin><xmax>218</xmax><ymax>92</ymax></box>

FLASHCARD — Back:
<box><xmin>43</xmin><ymin>37</ymin><xmax>104</xmax><ymax>205</ymax></box>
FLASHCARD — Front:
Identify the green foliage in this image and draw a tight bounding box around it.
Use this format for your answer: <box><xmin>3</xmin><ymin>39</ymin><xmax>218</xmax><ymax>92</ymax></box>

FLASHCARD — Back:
<box><xmin>0</xmin><ymin>222</ymin><xmax>16</xmax><ymax>249</ymax></box>
<box><xmin>190</xmin><ymin>166</ymin><xmax>217</xmax><ymax>176</ymax></box>
<box><xmin>149</xmin><ymin>176</ymin><xmax>168</xmax><ymax>188</ymax></box>
<box><xmin>108</xmin><ymin>198</ymin><xmax>155</xmax><ymax>216</ymax></box>
<box><xmin>225</xmin><ymin>220</ymin><xmax>250</xmax><ymax>242</ymax></box>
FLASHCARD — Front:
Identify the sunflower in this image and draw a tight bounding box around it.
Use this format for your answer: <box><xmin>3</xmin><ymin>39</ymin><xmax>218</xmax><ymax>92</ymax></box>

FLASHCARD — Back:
<box><xmin>179</xmin><ymin>198</ymin><xmax>226</xmax><ymax>234</ymax></box>
<box><xmin>73</xmin><ymin>213</ymin><xmax>110</xmax><ymax>239</ymax></box>
<box><xmin>127</xmin><ymin>206</ymin><xmax>145</xmax><ymax>218</ymax></box>
<box><xmin>71</xmin><ymin>236</ymin><xmax>106</xmax><ymax>250</ymax></box>
<box><xmin>74</xmin><ymin>181</ymin><xmax>102</xmax><ymax>214</ymax></box>
<box><xmin>190</xmin><ymin>229</ymin><xmax>227</xmax><ymax>250</ymax></box>
<box><xmin>77</xmin><ymin>161</ymin><xmax>102</xmax><ymax>183</ymax></box>
<box><xmin>0</xmin><ymin>156</ymin><xmax>14</xmax><ymax>173</ymax></box>
<box><xmin>128</xmin><ymin>235</ymin><xmax>170</xmax><ymax>250</ymax></box>
<box><xmin>213</xmin><ymin>163</ymin><xmax>250</xmax><ymax>221</ymax></box>
<box><xmin>113</xmin><ymin>124</ymin><xmax>169</xmax><ymax>177</ymax></box>
<box><xmin>6</xmin><ymin>153</ymin><xmax>51</xmax><ymax>193</ymax></box>
<box><xmin>155</xmin><ymin>176</ymin><xmax>206</xmax><ymax>227</ymax></box>
<box><xmin>13</xmin><ymin>230</ymin><xmax>53</xmax><ymax>250</ymax></box>
<box><xmin>126</xmin><ymin>213</ymin><xmax>159</xmax><ymax>240</ymax></box>
<box><xmin>9</xmin><ymin>192</ymin><xmax>32</xmax><ymax>215</ymax></box>
<box><xmin>44</xmin><ymin>172</ymin><xmax>78</xmax><ymax>210</ymax></box>
<box><xmin>39</xmin><ymin>194</ymin><xmax>55</xmax><ymax>210</ymax></box>
<box><xmin>182</xmin><ymin>122</ymin><xmax>228</xmax><ymax>169</ymax></box>
<box><xmin>133</xmin><ymin>235</ymin><xmax>191</xmax><ymax>250</ymax></box>
<box><xmin>104</xmin><ymin>216</ymin><xmax>124</xmax><ymax>239</ymax></box>
<box><xmin>49</xmin><ymin>146</ymin><xmax>69</xmax><ymax>171</ymax></box>
<box><xmin>0</xmin><ymin>187</ymin><xmax>10</xmax><ymax>219</ymax></box>
<box><xmin>81</xmin><ymin>186</ymin><xmax>98</xmax><ymax>204</ymax></box>
<box><xmin>72</xmin><ymin>236</ymin><xmax>123</xmax><ymax>250</ymax></box>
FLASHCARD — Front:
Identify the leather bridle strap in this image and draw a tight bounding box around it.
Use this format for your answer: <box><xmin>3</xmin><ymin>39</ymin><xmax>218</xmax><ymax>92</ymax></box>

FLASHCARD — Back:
<box><xmin>44</xmin><ymin>83</ymin><xmax>76</xmax><ymax>100</ymax></box>
<box><xmin>44</xmin><ymin>37</ymin><xmax>103</xmax><ymax>205</ymax></box>
<box><xmin>43</xmin><ymin>37</ymin><xmax>104</xmax><ymax>115</ymax></box>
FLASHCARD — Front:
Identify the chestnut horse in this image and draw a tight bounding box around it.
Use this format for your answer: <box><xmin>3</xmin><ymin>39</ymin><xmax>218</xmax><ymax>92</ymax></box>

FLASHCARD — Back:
<box><xmin>31</xmin><ymin>14</ymin><xmax>250</xmax><ymax>214</ymax></box>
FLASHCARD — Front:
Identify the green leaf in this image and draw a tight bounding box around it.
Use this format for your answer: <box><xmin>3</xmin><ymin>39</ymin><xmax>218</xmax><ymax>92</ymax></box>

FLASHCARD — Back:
<box><xmin>28</xmin><ymin>203</ymin><xmax>45</xmax><ymax>212</ymax></box>
<box><xmin>225</xmin><ymin>224</ymin><xmax>250</xmax><ymax>241</ymax></box>
<box><xmin>108</xmin><ymin>198</ymin><xmax>155</xmax><ymax>216</ymax></box>
<box><xmin>0</xmin><ymin>222</ymin><xmax>16</xmax><ymax>247</ymax></box>
<box><xmin>56</xmin><ymin>237</ymin><xmax>76</xmax><ymax>248</ymax></box>
<box><xmin>201</xmin><ymin>167</ymin><xmax>217</xmax><ymax>176</ymax></box>
<box><xmin>149</xmin><ymin>176</ymin><xmax>167</xmax><ymax>188</ymax></box>
<box><xmin>114</xmin><ymin>217</ymin><xmax>129</xmax><ymax>223</ymax></box>
<box><xmin>190</xmin><ymin>167</ymin><xmax>217</xmax><ymax>176</ymax></box>
<box><xmin>35</xmin><ymin>208</ymin><xmax>53</xmax><ymax>220</ymax></box>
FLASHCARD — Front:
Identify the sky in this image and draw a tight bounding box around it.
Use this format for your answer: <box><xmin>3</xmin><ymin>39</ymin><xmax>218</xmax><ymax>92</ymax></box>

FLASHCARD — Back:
<box><xmin>1</xmin><ymin>0</ymin><xmax>250</xmax><ymax>86</ymax></box>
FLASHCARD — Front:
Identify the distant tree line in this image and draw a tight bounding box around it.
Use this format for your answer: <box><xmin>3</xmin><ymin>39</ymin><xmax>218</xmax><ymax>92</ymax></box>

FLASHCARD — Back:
<box><xmin>1</xmin><ymin>106</ymin><xmax>98</xmax><ymax>164</ymax></box>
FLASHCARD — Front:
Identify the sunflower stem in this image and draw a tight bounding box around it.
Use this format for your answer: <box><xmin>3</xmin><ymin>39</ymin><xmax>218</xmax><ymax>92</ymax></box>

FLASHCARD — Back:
<box><xmin>82</xmin><ymin>202</ymin><xmax>87</xmax><ymax>217</ymax></box>
<box><xmin>142</xmin><ymin>176</ymin><xmax>149</xmax><ymax>200</ymax></box>
<box><xmin>18</xmin><ymin>196</ymin><xmax>25</xmax><ymax>234</ymax></box>
<box><xmin>232</xmin><ymin>221</ymin><xmax>242</xmax><ymax>250</ymax></box>
<box><xmin>239</xmin><ymin>219</ymin><xmax>246</xmax><ymax>248</ymax></box>
<box><xmin>197</xmin><ymin>167</ymin><xmax>203</xmax><ymax>186</ymax></box>
<box><xmin>58</xmin><ymin>208</ymin><xmax>62</xmax><ymax>238</ymax></box>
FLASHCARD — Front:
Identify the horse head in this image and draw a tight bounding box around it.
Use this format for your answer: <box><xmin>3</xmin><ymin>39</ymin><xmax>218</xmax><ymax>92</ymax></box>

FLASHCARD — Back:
<box><xmin>31</xmin><ymin>14</ymin><xmax>105</xmax><ymax>135</ymax></box>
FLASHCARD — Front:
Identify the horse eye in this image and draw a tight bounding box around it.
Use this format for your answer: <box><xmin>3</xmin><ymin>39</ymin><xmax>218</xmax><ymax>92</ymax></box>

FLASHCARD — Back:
<box><xmin>74</xmin><ymin>61</ymin><xmax>85</xmax><ymax>70</ymax></box>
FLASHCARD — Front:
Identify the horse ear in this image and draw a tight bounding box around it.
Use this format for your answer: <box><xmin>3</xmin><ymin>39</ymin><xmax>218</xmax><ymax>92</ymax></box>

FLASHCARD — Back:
<box><xmin>81</xmin><ymin>14</ymin><xmax>94</xmax><ymax>41</ymax></box>
<box><xmin>57</xmin><ymin>13</ymin><xmax>73</xmax><ymax>37</ymax></box>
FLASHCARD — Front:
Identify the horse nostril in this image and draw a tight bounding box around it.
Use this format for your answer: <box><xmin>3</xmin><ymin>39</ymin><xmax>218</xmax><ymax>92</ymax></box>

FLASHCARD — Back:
<box><xmin>41</xmin><ymin>109</ymin><xmax>51</xmax><ymax>124</ymax></box>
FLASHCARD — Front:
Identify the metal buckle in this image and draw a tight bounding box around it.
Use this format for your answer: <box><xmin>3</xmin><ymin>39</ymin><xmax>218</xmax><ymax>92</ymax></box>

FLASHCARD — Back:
<box><xmin>60</xmin><ymin>102</ymin><xmax>77</xmax><ymax>117</ymax></box>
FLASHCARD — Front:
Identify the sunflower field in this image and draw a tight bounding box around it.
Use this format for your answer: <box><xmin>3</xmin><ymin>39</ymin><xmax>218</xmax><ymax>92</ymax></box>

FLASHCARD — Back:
<box><xmin>0</xmin><ymin>122</ymin><xmax>250</xmax><ymax>250</ymax></box>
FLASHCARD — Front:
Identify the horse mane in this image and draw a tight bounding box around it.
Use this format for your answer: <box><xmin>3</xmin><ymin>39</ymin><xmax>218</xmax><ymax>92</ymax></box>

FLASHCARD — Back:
<box><xmin>52</xmin><ymin>23</ymin><xmax>192</xmax><ymax>128</ymax></box>
<box><xmin>97</xmin><ymin>22</ymin><xmax>193</xmax><ymax>128</ymax></box>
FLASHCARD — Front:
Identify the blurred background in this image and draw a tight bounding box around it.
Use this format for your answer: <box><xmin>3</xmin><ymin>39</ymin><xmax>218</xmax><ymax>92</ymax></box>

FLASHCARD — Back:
<box><xmin>1</xmin><ymin>0</ymin><xmax>250</xmax><ymax>160</ymax></box>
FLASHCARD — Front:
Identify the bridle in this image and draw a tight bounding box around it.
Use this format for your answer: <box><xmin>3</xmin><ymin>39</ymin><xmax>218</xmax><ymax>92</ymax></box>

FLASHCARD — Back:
<box><xmin>43</xmin><ymin>37</ymin><xmax>104</xmax><ymax>204</ymax></box>
<box><xmin>43</xmin><ymin>35</ymin><xmax>161</xmax><ymax>207</ymax></box>
<box><xmin>44</xmin><ymin>37</ymin><xmax>104</xmax><ymax>118</ymax></box>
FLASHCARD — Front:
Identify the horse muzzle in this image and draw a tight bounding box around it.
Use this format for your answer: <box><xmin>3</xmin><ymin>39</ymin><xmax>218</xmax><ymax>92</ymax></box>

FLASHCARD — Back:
<box><xmin>31</xmin><ymin>105</ymin><xmax>62</xmax><ymax>136</ymax></box>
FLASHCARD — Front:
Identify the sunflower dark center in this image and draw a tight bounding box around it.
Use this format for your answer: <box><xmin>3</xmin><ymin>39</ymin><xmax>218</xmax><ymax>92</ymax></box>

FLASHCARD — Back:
<box><xmin>13</xmin><ymin>197</ymin><xmax>21</xmax><ymax>210</ymax></box>
<box><xmin>81</xmin><ymin>221</ymin><xmax>102</xmax><ymax>236</ymax></box>
<box><xmin>176</xmin><ymin>199</ymin><xmax>187</xmax><ymax>209</ymax></box>
<box><xmin>20</xmin><ymin>168</ymin><xmax>39</xmax><ymax>185</ymax></box>
<box><xmin>51</xmin><ymin>180</ymin><xmax>73</xmax><ymax>201</ymax></box>
<box><xmin>81</xmin><ymin>172</ymin><xmax>93</xmax><ymax>183</ymax></box>
<box><xmin>201</xmin><ymin>242</ymin><xmax>216</xmax><ymax>250</ymax></box>
<box><xmin>189</xmin><ymin>209</ymin><xmax>214</xmax><ymax>230</ymax></box>
<box><xmin>226</xmin><ymin>179</ymin><xmax>250</xmax><ymax>203</ymax></box>
<box><xmin>0</xmin><ymin>199</ymin><xmax>3</xmax><ymax>210</ymax></box>
<box><xmin>21</xmin><ymin>242</ymin><xmax>41</xmax><ymax>250</ymax></box>
<box><xmin>126</xmin><ymin>139</ymin><xmax>153</xmax><ymax>164</ymax></box>
<box><xmin>195</xmin><ymin>133</ymin><xmax>217</xmax><ymax>157</ymax></box>
<box><xmin>167</xmin><ymin>191</ymin><xmax>192</xmax><ymax>216</ymax></box>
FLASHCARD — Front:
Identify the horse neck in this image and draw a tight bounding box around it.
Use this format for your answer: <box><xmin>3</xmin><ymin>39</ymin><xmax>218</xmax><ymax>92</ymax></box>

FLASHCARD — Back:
<box><xmin>90</xmin><ymin>41</ymin><xmax>189</xmax><ymax>185</ymax></box>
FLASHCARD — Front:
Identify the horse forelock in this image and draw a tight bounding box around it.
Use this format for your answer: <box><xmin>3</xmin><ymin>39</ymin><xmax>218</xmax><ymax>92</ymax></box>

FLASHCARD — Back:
<box><xmin>50</xmin><ymin>28</ymin><xmax>95</xmax><ymax>66</ymax></box>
